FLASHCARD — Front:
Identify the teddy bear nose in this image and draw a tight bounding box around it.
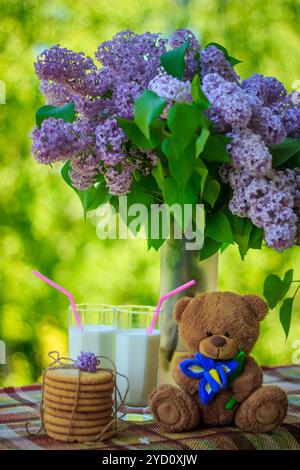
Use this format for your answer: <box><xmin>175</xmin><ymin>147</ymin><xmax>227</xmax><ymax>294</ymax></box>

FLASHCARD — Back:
<box><xmin>211</xmin><ymin>335</ymin><xmax>227</xmax><ymax>347</ymax></box>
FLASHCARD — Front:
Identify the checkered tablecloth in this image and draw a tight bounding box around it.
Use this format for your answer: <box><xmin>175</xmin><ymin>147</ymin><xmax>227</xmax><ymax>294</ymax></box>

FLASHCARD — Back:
<box><xmin>1</xmin><ymin>366</ymin><xmax>300</xmax><ymax>450</ymax></box>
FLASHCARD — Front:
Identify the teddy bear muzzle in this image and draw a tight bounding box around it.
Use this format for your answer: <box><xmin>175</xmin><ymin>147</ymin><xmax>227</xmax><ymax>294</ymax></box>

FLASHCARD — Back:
<box><xmin>199</xmin><ymin>334</ymin><xmax>239</xmax><ymax>360</ymax></box>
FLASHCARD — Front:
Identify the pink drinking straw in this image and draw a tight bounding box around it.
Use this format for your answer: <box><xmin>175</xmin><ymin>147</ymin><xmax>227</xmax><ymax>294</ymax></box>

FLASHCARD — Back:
<box><xmin>32</xmin><ymin>270</ymin><xmax>83</xmax><ymax>331</ymax></box>
<box><xmin>147</xmin><ymin>279</ymin><xmax>196</xmax><ymax>335</ymax></box>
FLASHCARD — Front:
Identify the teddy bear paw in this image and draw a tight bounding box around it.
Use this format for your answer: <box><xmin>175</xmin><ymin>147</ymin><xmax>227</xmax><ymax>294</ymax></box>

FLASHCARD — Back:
<box><xmin>235</xmin><ymin>385</ymin><xmax>288</xmax><ymax>433</ymax></box>
<box><xmin>149</xmin><ymin>384</ymin><xmax>200</xmax><ymax>432</ymax></box>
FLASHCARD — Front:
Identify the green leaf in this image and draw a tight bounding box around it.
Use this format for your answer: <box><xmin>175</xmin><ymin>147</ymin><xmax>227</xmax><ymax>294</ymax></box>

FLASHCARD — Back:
<box><xmin>117</xmin><ymin>117</ymin><xmax>160</xmax><ymax>149</ymax></box>
<box><xmin>147</xmin><ymin>209</ymin><xmax>166</xmax><ymax>251</ymax></box>
<box><xmin>205</xmin><ymin>42</ymin><xmax>242</xmax><ymax>66</ymax></box>
<box><xmin>220</xmin><ymin>242</ymin><xmax>231</xmax><ymax>254</ymax></box>
<box><xmin>200</xmin><ymin>237</ymin><xmax>222</xmax><ymax>260</ymax></box>
<box><xmin>194</xmin><ymin>158</ymin><xmax>208</xmax><ymax>196</ymax></box>
<box><xmin>202</xmin><ymin>134</ymin><xmax>231</xmax><ymax>163</ymax></box>
<box><xmin>202</xmin><ymin>178</ymin><xmax>220</xmax><ymax>207</ymax></box>
<box><xmin>248</xmin><ymin>226</ymin><xmax>264</xmax><ymax>250</ymax></box>
<box><xmin>87</xmin><ymin>180</ymin><xmax>112</xmax><ymax>211</ymax></box>
<box><xmin>147</xmin><ymin>236</ymin><xmax>166</xmax><ymax>251</ymax></box>
<box><xmin>270</xmin><ymin>138</ymin><xmax>300</xmax><ymax>167</ymax></box>
<box><xmin>151</xmin><ymin>160</ymin><xmax>164</xmax><ymax>190</ymax></box>
<box><xmin>283</xmin><ymin>268</ymin><xmax>294</xmax><ymax>286</ymax></box>
<box><xmin>167</xmin><ymin>103</ymin><xmax>204</xmax><ymax>151</ymax></box>
<box><xmin>279</xmin><ymin>297</ymin><xmax>294</xmax><ymax>339</ymax></box>
<box><xmin>118</xmin><ymin>181</ymin><xmax>152</xmax><ymax>236</ymax></box>
<box><xmin>134</xmin><ymin>90</ymin><xmax>166</xmax><ymax>139</ymax></box>
<box><xmin>205</xmin><ymin>211</ymin><xmax>234</xmax><ymax>244</ymax></box>
<box><xmin>162</xmin><ymin>138</ymin><xmax>196</xmax><ymax>189</ymax></box>
<box><xmin>162</xmin><ymin>177</ymin><xmax>197</xmax><ymax>206</ymax></box>
<box><xmin>126</xmin><ymin>180</ymin><xmax>153</xmax><ymax>207</ymax></box>
<box><xmin>263</xmin><ymin>271</ymin><xmax>293</xmax><ymax>310</ymax></box>
<box><xmin>191</xmin><ymin>74</ymin><xmax>210</xmax><ymax>109</ymax></box>
<box><xmin>285</xmin><ymin>151</ymin><xmax>300</xmax><ymax>169</ymax></box>
<box><xmin>161</xmin><ymin>178</ymin><xmax>197</xmax><ymax>231</ymax></box>
<box><xmin>61</xmin><ymin>161</ymin><xmax>111</xmax><ymax>218</ymax></box>
<box><xmin>61</xmin><ymin>160</ymin><xmax>74</xmax><ymax>187</ymax></box>
<box><xmin>195</xmin><ymin>128</ymin><xmax>210</xmax><ymax>158</ymax></box>
<box><xmin>160</xmin><ymin>41</ymin><xmax>190</xmax><ymax>79</ymax></box>
<box><xmin>36</xmin><ymin>103</ymin><xmax>76</xmax><ymax>127</ymax></box>
<box><xmin>227</xmin><ymin>214</ymin><xmax>254</xmax><ymax>260</ymax></box>
<box><xmin>77</xmin><ymin>182</ymin><xmax>111</xmax><ymax>218</ymax></box>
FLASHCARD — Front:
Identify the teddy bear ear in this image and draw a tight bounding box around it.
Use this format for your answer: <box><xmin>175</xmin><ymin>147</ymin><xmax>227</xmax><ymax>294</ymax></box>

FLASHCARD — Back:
<box><xmin>173</xmin><ymin>297</ymin><xmax>192</xmax><ymax>322</ymax></box>
<box><xmin>243</xmin><ymin>294</ymin><xmax>268</xmax><ymax>321</ymax></box>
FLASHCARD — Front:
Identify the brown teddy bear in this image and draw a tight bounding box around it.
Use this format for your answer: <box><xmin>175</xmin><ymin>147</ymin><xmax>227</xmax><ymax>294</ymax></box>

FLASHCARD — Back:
<box><xmin>149</xmin><ymin>292</ymin><xmax>288</xmax><ymax>433</ymax></box>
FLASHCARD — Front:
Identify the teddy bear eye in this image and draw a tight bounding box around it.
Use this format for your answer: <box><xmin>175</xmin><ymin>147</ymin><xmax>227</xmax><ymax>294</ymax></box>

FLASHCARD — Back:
<box><xmin>207</xmin><ymin>331</ymin><xmax>213</xmax><ymax>337</ymax></box>
<box><xmin>224</xmin><ymin>331</ymin><xmax>230</xmax><ymax>337</ymax></box>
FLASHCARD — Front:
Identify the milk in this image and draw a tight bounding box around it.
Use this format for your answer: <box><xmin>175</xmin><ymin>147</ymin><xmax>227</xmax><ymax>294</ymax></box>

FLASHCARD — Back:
<box><xmin>115</xmin><ymin>329</ymin><xmax>160</xmax><ymax>406</ymax></box>
<box><xmin>69</xmin><ymin>325</ymin><xmax>115</xmax><ymax>368</ymax></box>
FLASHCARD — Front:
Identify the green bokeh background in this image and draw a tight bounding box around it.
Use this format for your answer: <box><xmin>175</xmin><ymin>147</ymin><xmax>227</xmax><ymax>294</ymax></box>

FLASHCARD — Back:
<box><xmin>0</xmin><ymin>0</ymin><xmax>300</xmax><ymax>386</ymax></box>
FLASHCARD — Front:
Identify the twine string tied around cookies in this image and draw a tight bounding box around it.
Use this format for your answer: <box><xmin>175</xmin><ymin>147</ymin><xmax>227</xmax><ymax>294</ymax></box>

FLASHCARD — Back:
<box><xmin>26</xmin><ymin>350</ymin><xmax>129</xmax><ymax>443</ymax></box>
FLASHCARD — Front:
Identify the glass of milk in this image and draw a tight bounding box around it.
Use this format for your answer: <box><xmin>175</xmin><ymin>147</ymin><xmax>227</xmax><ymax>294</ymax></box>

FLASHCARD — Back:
<box><xmin>68</xmin><ymin>304</ymin><xmax>115</xmax><ymax>368</ymax></box>
<box><xmin>115</xmin><ymin>305</ymin><xmax>160</xmax><ymax>415</ymax></box>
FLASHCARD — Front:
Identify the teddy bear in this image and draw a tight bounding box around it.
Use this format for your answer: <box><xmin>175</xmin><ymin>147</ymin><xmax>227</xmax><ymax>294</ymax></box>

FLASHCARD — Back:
<box><xmin>149</xmin><ymin>291</ymin><xmax>288</xmax><ymax>433</ymax></box>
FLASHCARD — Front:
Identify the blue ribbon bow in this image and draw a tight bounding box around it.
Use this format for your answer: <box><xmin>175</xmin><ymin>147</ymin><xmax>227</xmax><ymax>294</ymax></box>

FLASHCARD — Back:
<box><xmin>179</xmin><ymin>352</ymin><xmax>240</xmax><ymax>405</ymax></box>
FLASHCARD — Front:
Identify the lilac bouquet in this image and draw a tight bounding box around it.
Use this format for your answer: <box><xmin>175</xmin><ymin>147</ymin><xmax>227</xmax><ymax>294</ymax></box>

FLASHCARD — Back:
<box><xmin>31</xmin><ymin>30</ymin><xmax>300</xmax><ymax>330</ymax></box>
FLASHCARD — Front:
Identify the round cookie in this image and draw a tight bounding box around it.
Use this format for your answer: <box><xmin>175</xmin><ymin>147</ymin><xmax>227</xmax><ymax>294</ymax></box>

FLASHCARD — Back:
<box><xmin>46</xmin><ymin>368</ymin><xmax>114</xmax><ymax>385</ymax></box>
<box><xmin>44</xmin><ymin>383</ymin><xmax>109</xmax><ymax>400</ymax></box>
<box><xmin>44</xmin><ymin>389</ymin><xmax>113</xmax><ymax>406</ymax></box>
<box><xmin>44</xmin><ymin>404</ymin><xmax>113</xmax><ymax>419</ymax></box>
<box><xmin>44</xmin><ymin>377</ymin><xmax>113</xmax><ymax>392</ymax></box>
<box><xmin>46</xmin><ymin>427</ymin><xmax>116</xmax><ymax>443</ymax></box>
<box><xmin>44</xmin><ymin>411</ymin><xmax>112</xmax><ymax>428</ymax></box>
<box><xmin>44</xmin><ymin>396</ymin><xmax>113</xmax><ymax>412</ymax></box>
<box><xmin>44</xmin><ymin>420</ymin><xmax>113</xmax><ymax>436</ymax></box>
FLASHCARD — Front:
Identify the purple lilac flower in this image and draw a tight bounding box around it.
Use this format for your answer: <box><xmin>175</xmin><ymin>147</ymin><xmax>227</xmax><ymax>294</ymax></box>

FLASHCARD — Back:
<box><xmin>74</xmin><ymin>96</ymin><xmax>112</xmax><ymax>120</ymax></box>
<box><xmin>39</xmin><ymin>80</ymin><xmax>74</xmax><ymax>106</ymax></box>
<box><xmin>69</xmin><ymin>169</ymin><xmax>96</xmax><ymax>190</ymax></box>
<box><xmin>70</xmin><ymin>151</ymin><xmax>100</xmax><ymax>188</ymax></box>
<box><xmin>35</xmin><ymin>45</ymin><xmax>96</xmax><ymax>83</ymax></box>
<box><xmin>31</xmin><ymin>118</ymin><xmax>85</xmax><ymax>164</ymax></box>
<box><xmin>202</xmin><ymin>73</ymin><xmax>252</xmax><ymax>128</ymax></box>
<box><xmin>227</xmin><ymin>169</ymin><xmax>298</xmax><ymax>251</ymax></box>
<box><xmin>71</xmin><ymin>116</ymin><xmax>95</xmax><ymax>145</ymax></box>
<box><xmin>131</xmin><ymin>148</ymin><xmax>158</xmax><ymax>175</ymax></box>
<box><xmin>74</xmin><ymin>66</ymin><xmax>114</xmax><ymax>96</ymax></box>
<box><xmin>148</xmin><ymin>74</ymin><xmax>192</xmax><ymax>117</ymax></box>
<box><xmin>95</xmin><ymin>31</ymin><xmax>167</xmax><ymax>86</ymax></box>
<box><xmin>283</xmin><ymin>106</ymin><xmax>300</xmax><ymax>137</ymax></box>
<box><xmin>282</xmin><ymin>94</ymin><xmax>300</xmax><ymax>138</ymax></box>
<box><xmin>170</xmin><ymin>29</ymin><xmax>201</xmax><ymax>80</ymax></box>
<box><xmin>113</xmin><ymin>82</ymin><xmax>142</xmax><ymax>119</ymax></box>
<box><xmin>104</xmin><ymin>165</ymin><xmax>133</xmax><ymax>196</ymax></box>
<box><xmin>229</xmin><ymin>186</ymin><xmax>250</xmax><ymax>218</ymax></box>
<box><xmin>227</xmin><ymin>130</ymin><xmax>272</xmax><ymax>176</ymax></box>
<box><xmin>205</xmin><ymin>108</ymin><xmax>229</xmax><ymax>133</ymax></box>
<box><xmin>200</xmin><ymin>45</ymin><xmax>239</xmax><ymax>82</ymax></box>
<box><xmin>249</xmin><ymin>105</ymin><xmax>287</xmax><ymax>145</ymax></box>
<box><xmin>76</xmin><ymin>352</ymin><xmax>98</xmax><ymax>372</ymax></box>
<box><xmin>227</xmin><ymin>170</ymin><xmax>252</xmax><ymax>217</ymax></box>
<box><xmin>246</xmin><ymin>179</ymin><xmax>297</xmax><ymax>251</ymax></box>
<box><xmin>95</xmin><ymin>118</ymin><xmax>127</xmax><ymax>166</ymax></box>
<box><xmin>242</xmin><ymin>73</ymin><xmax>287</xmax><ymax>107</ymax></box>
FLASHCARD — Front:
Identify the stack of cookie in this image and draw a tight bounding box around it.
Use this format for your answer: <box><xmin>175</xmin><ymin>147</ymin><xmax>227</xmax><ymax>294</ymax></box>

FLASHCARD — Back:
<box><xmin>43</xmin><ymin>368</ymin><xmax>115</xmax><ymax>442</ymax></box>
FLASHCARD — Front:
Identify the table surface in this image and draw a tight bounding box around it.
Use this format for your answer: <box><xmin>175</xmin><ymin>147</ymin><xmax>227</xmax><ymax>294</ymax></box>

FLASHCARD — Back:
<box><xmin>0</xmin><ymin>365</ymin><xmax>300</xmax><ymax>450</ymax></box>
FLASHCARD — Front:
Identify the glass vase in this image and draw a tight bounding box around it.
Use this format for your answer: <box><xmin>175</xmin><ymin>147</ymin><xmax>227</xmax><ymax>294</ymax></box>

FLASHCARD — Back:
<box><xmin>157</xmin><ymin>235</ymin><xmax>218</xmax><ymax>385</ymax></box>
